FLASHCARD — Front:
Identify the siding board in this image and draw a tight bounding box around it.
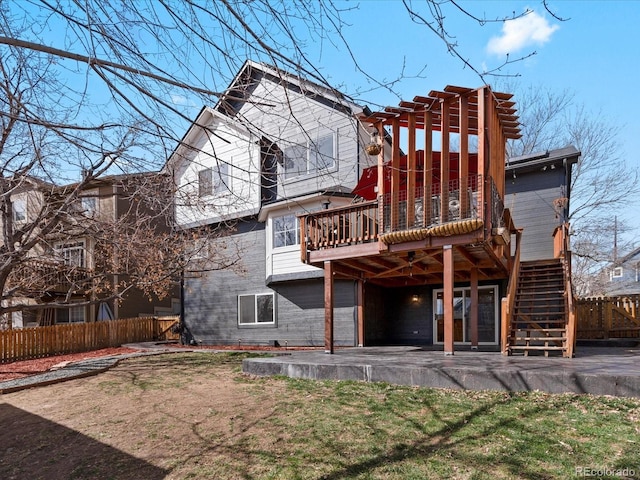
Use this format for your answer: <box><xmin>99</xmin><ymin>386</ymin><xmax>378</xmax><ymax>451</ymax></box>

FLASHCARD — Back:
<box><xmin>184</xmin><ymin>219</ymin><xmax>356</xmax><ymax>346</ymax></box>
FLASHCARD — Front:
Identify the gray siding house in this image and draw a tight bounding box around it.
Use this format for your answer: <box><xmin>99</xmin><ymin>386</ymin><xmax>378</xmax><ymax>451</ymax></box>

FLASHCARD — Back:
<box><xmin>505</xmin><ymin>146</ymin><xmax>579</xmax><ymax>261</ymax></box>
<box><xmin>604</xmin><ymin>247</ymin><xmax>640</xmax><ymax>295</ymax></box>
<box><xmin>168</xmin><ymin>61</ymin><xmax>374</xmax><ymax>346</ymax></box>
<box><xmin>169</xmin><ymin>62</ymin><xmax>580</xmax><ymax>351</ymax></box>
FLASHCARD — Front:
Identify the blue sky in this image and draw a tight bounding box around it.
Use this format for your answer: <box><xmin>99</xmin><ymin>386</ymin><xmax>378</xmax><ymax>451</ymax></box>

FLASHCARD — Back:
<box><xmin>304</xmin><ymin>0</ymin><xmax>639</xmax><ymax>245</ymax></box>
<box><xmin>314</xmin><ymin>1</ymin><xmax>639</xmax><ymax>162</ymax></box>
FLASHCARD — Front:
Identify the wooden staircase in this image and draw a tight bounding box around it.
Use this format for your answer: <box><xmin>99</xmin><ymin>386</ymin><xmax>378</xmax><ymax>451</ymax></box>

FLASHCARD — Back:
<box><xmin>508</xmin><ymin>259</ymin><xmax>570</xmax><ymax>357</ymax></box>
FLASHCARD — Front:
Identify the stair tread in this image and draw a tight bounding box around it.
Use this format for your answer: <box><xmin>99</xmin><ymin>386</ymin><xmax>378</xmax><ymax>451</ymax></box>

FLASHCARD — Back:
<box><xmin>512</xmin><ymin>327</ymin><xmax>566</xmax><ymax>332</ymax></box>
<box><xmin>512</xmin><ymin>337</ymin><xmax>567</xmax><ymax>345</ymax></box>
<box><xmin>509</xmin><ymin>345</ymin><xmax>567</xmax><ymax>351</ymax></box>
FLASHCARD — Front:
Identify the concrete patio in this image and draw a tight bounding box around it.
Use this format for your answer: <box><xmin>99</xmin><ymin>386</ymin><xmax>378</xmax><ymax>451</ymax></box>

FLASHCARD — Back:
<box><xmin>242</xmin><ymin>344</ymin><xmax>640</xmax><ymax>398</ymax></box>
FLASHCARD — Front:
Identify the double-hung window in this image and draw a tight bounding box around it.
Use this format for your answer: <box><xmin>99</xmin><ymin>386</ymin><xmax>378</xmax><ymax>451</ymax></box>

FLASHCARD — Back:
<box><xmin>80</xmin><ymin>196</ymin><xmax>98</xmax><ymax>215</ymax></box>
<box><xmin>213</xmin><ymin>161</ymin><xmax>230</xmax><ymax>193</ymax></box>
<box><xmin>283</xmin><ymin>133</ymin><xmax>335</xmax><ymax>179</ymax></box>
<box><xmin>273</xmin><ymin>214</ymin><xmax>299</xmax><ymax>248</ymax></box>
<box><xmin>238</xmin><ymin>293</ymin><xmax>275</xmax><ymax>325</ymax></box>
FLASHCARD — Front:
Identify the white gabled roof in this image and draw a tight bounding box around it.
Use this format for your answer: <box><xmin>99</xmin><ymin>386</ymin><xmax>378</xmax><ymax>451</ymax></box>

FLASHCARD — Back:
<box><xmin>215</xmin><ymin>60</ymin><xmax>364</xmax><ymax>118</ymax></box>
<box><xmin>163</xmin><ymin>106</ymin><xmax>256</xmax><ymax>175</ymax></box>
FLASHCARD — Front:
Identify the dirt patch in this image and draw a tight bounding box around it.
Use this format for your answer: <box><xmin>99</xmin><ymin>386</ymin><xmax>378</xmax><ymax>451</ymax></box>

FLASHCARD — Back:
<box><xmin>0</xmin><ymin>353</ymin><xmax>287</xmax><ymax>480</ymax></box>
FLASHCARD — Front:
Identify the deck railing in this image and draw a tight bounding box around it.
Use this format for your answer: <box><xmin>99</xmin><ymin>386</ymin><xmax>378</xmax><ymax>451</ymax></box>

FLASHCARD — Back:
<box><xmin>501</xmin><ymin>228</ymin><xmax>522</xmax><ymax>354</ymax></box>
<box><xmin>9</xmin><ymin>258</ymin><xmax>93</xmax><ymax>294</ymax></box>
<box><xmin>301</xmin><ymin>200</ymin><xmax>379</xmax><ymax>260</ymax></box>
<box><xmin>300</xmin><ymin>174</ymin><xmax>510</xmax><ymax>256</ymax></box>
<box><xmin>381</xmin><ymin>174</ymin><xmax>483</xmax><ymax>233</ymax></box>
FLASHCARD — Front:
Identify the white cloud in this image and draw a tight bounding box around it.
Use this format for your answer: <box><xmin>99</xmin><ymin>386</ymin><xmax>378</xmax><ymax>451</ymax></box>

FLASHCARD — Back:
<box><xmin>171</xmin><ymin>94</ymin><xmax>189</xmax><ymax>105</ymax></box>
<box><xmin>487</xmin><ymin>10</ymin><xmax>559</xmax><ymax>56</ymax></box>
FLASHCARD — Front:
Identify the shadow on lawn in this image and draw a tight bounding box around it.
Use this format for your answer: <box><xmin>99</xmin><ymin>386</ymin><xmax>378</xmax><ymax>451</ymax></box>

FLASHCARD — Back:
<box><xmin>311</xmin><ymin>393</ymin><xmax>564</xmax><ymax>480</ymax></box>
<box><xmin>0</xmin><ymin>404</ymin><xmax>167</xmax><ymax>480</ymax></box>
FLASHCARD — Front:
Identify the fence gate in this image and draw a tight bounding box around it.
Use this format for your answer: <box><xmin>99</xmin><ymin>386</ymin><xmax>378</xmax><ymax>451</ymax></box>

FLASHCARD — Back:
<box><xmin>576</xmin><ymin>295</ymin><xmax>640</xmax><ymax>339</ymax></box>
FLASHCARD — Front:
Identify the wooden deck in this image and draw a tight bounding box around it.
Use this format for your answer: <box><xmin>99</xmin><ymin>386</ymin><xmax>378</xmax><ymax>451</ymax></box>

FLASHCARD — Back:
<box><xmin>299</xmin><ymin>85</ymin><xmax>525</xmax><ymax>355</ymax></box>
<box><xmin>301</xmin><ymin>176</ymin><xmax>514</xmax><ymax>287</ymax></box>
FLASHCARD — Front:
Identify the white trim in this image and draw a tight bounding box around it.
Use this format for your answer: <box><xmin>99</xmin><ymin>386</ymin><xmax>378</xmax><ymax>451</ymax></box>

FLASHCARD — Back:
<box><xmin>281</xmin><ymin>132</ymin><xmax>337</xmax><ymax>181</ymax></box>
<box><xmin>54</xmin><ymin>240</ymin><xmax>87</xmax><ymax>268</ymax></box>
<box><xmin>237</xmin><ymin>293</ymin><xmax>276</xmax><ymax>325</ymax></box>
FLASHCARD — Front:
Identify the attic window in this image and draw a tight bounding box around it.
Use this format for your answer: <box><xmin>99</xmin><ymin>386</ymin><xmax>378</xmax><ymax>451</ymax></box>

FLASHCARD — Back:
<box><xmin>611</xmin><ymin>267</ymin><xmax>623</xmax><ymax>279</ymax></box>
<box><xmin>198</xmin><ymin>163</ymin><xmax>230</xmax><ymax>197</ymax></box>
<box><xmin>283</xmin><ymin>133</ymin><xmax>335</xmax><ymax>179</ymax></box>
<box><xmin>198</xmin><ymin>168</ymin><xmax>213</xmax><ymax>197</ymax></box>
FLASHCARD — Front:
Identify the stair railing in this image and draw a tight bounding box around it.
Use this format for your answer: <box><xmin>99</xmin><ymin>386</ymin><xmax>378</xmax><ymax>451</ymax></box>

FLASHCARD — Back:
<box><xmin>555</xmin><ymin>223</ymin><xmax>576</xmax><ymax>357</ymax></box>
<box><xmin>501</xmin><ymin>228</ymin><xmax>523</xmax><ymax>355</ymax></box>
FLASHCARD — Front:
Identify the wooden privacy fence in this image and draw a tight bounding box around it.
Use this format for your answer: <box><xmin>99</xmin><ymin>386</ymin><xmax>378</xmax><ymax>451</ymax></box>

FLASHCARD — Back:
<box><xmin>576</xmin><ymin>295</ymin><xmax>640</xmax><ymax>339</ymax></box>
<box><xmin>0</xmin><ymin>315</ymin><xmax>180</xmax><ymax>364</ymax></box>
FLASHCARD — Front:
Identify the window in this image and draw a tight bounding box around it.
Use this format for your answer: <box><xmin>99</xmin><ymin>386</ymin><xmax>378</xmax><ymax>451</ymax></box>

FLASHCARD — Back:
<box><xmin>611</xmin><ymin>267</ymin><xmax>623</xmax><ymax>279</ymax></box>
<box><xmin>198</xmin><ymin>168</ymin><xmax>213</xmax><ymax>197</ymax></box>
<box><xmin>198</xmin><ymin>162</ymin><xmax>231</xmax><ymax>197</ymax></box>
<box><xmin>273</xmin><ymin>214</ymin><xmax>299</xmax><ymax>248</ymax></box>
<box><xmin>213</xmin><ymin>161</ymin><xmax>231</xmax><ymax>193</ymax></box>
<box><xmin>283</xmin><ymin>133</ymin><xmax>335</xmax><ymax>179</ymax></box>
<box><xmin>310</xmin><ymin>134</ymin><xmax>334</xmax><ymax>172</ymax></box>
<box><xmin>12</xmin><ymin>199</ymin><xmax>26</xmax><ymax>222</ymax></box>
<box><xmin>56</xmin><ymin>241</ymin><xmax>86</xmax><ymax>268</ymax></box>
<box><xmin>238</xmin><ymin>293</ymin><xmax>275</xmax><ymax>325</ymax></box>
<box><xmin>56</xmin><ymin>304</ymin><xmax>85</xmax><ymax>323</ymax></box>
<box><xmin>80</xmin><ymin>196</ymin><xmax>97</xmax><ymax>215</ymax></box>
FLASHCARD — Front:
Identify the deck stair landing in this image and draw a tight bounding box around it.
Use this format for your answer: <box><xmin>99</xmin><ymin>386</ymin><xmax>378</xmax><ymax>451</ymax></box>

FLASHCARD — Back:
<box><xmin>509</xmin><ymin>259</ymin><xmax>568</xmax><ymax>357</ymax></box>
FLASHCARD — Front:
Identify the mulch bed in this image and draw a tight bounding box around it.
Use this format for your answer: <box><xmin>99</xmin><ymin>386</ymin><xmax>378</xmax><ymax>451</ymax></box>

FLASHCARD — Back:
<box><xmin>0</xmin><ymin>347</ymin><xmax>139</xmax><ymax>382</ymax></box>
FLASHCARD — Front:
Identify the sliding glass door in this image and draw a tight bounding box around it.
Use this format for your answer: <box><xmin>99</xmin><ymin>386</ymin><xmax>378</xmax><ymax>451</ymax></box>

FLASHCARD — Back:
<box><xmin>433</xmin><ymin>286</ymin><xmax>498</xmax><ymax>345</ymax></box>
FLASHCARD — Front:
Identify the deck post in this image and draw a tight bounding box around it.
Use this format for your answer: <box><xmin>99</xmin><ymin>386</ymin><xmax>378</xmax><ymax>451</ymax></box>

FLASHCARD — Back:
<box><xmin>443</xmin><ymin>244</ymin><xmax>454</xmax><ymax>355</ymax></box>
<box><xmin>470</xmin><ymin>267</ymin><xmax>479</xmax><ymax>349</ymax></box>
<box><xmin>356</xmin><ymin>279</ymin><xmax>365</xmax><ymax>347</ymax></box>
<box><xmin>324</xmin><ymin>260</ymin><xmax>334</xmax><ymax>354</ymax></box>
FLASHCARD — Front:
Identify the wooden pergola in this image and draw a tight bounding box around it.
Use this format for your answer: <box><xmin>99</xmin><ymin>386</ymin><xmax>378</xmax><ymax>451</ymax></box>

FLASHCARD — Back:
<box><xmin>300</xmin><ymin>85</ymin><xmax>521</xmax><ymax>355</ymax></box>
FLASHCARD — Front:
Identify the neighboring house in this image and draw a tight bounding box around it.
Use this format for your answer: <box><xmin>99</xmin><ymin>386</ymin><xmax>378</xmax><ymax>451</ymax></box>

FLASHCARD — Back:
<box><xmin>603</xmin><ymin>247</ymin><xmax>640</xmax><ymax>296</ymax></box>
<box><xmin>171</xmin><ymin>63</ymin><xmax>580</xmax><ymax>357</ymax></box>
<box><xmin>3</xmin><ymin>173</ymin><xmax>179</xmax><ymax>328</ymax></box>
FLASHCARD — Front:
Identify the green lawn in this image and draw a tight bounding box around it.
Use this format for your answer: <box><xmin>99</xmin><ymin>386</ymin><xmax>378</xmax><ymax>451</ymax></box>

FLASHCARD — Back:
<box><xmin>2</xmin><ymin>352</ymin><xmax>639</xmax><ymax>480</ymax></box>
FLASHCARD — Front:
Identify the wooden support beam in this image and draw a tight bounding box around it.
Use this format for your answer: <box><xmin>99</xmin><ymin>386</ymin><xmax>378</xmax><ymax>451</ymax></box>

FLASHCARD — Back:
<box><xmin>324</xmin><ymin>260</ymin><xmax>334</xmax><ymax>354</ymax></box>
<box><xmin>391</xmin><ymin>118</ymin><xmax>401</xmax><ymax>231</ymax></box>
<box><xmin>470</xmin><ymin>268</ymin><xmax>479</xmax><ymax>349</ymax></box>
<box><xmin>459</xmin><ymin>95</ymin><xmax>469</xmax><ymax>219</ymax></box>
<box><xmin>376</xmin><ymin>122</ymin><xmax>385</xmax><ymax>232</ymax></box>
<box><xmin>440</xmin><ymin>100</ymin><xmax>450</xmax><ymax>223</ymax></box>
<box><xmin>424</xmin><ymin>110</ymin><xmax>433</xmax><ymax>227</ymax></box>
<box><xmin>407</xmin><ymin>112</ymin><xmax>416</xmax><ymax>228</ymax></box>
<box><xmin>376</xmin><ymin>122</ymin><xmax>385</xmax><ymax>196</ymax></box>
<box><xmin>356</xmin><ymin>280</ymin><xmax>365</xmax><ymax>347</ymax></box>
<box><xmin>443</xmin><ymin>244</ymin><xmax>454</xmax><ymax>355</ymax></box>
